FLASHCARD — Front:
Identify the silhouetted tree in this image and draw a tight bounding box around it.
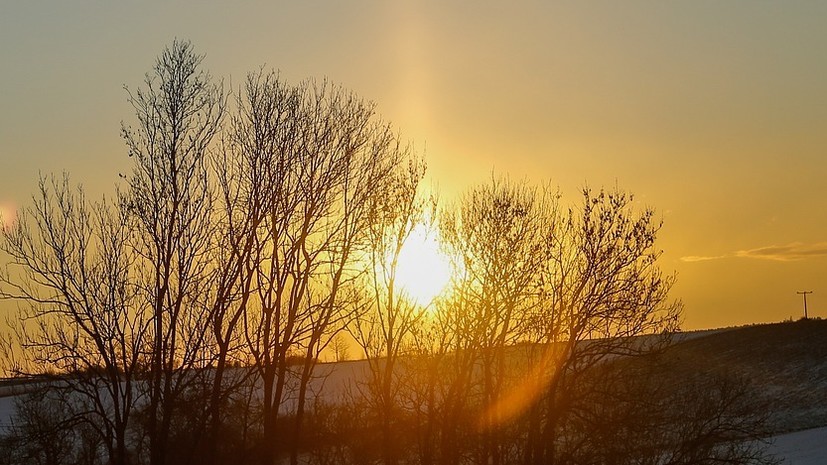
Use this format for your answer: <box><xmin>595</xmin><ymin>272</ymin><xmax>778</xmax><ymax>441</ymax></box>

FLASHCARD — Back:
<box><xmin>329</xmin><ymin>333</ymin><xmax>351</xmax><ymax>362</ymax></box>
<box><xmin>396</xmin><ymin>181</ymin><xmax>683</xmax><ymax>465</ymax></box>
<box><xmin>120</xmin><ymin>39</ymin><xmax>226</xmax><ymax>465</ymax></box>
<box><xmin>439</xmin><ymin>177</ymin><xmax>549</xmax><ymax>465</ymax></box>
<box><xmin>0</xmin><ymin>176</ymin><xmax>143</xmax><ymax>465</ymax></box>
<box><xmin>350</xmin><ymin>155</ymin><xmax>429</xmax><ymax>465</ymax></box>
<box><xmin>520</xmin><ymin>187</ymin><xmax>682</xmax><ymax>464</ymax></box>
<box><xmin>228</xmin><ymin>70</ymin><xmax>406</xmax><ymax>465</ymax></box>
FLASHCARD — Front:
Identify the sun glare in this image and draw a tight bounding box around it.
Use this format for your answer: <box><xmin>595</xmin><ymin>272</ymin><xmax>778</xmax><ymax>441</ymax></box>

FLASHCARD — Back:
<box><xmin>0</xmin><ymin>202</ymin><xmax>16</xmax><ymax>231</ymax></box>
<box><xmin>395</xmin><ymin>223</ymin><xmax>453</xmax><ymax>307</ymax></box>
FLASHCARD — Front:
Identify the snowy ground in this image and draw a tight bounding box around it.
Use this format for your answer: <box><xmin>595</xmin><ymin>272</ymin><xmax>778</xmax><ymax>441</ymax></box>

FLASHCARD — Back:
<box><xmin>0</xmin><ymin>394</ymin><xmax>15</xmax><ymax>433</ymax></box>
<box><xmin>766</xmin><ymin>426</ymin><xmax>827</xmax><ymax>464</ymax></box>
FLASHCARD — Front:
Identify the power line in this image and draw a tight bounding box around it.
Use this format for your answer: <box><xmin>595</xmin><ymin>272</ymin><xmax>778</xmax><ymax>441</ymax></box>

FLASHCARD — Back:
<box><xmin>797</xmin><ymin>291</ymin><xmax>813</xmax><ymax>319</ymax></box>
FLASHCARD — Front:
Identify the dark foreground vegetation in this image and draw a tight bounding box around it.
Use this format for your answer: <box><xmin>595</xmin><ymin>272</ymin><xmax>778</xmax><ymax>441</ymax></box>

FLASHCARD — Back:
<box><xmin>0</xmin><ymin>41</ymin><xmax>780</xmax><ymax>465</ymax></box>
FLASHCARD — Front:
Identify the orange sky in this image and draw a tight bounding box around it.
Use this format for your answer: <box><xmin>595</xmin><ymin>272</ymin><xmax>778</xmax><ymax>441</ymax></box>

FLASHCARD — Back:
<box><xmin>2</xmin><ymin>2</ymin><xmax>827</xmax><ymax>329</ymax></box>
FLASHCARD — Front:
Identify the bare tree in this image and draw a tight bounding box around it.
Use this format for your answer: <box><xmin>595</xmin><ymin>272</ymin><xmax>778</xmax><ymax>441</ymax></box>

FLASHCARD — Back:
<box><xmin>520</xmin><ymin>187</ymin><xmax>682</xmax><ymax>464</ymax></box>
<box><xmin>120</xmin><ymin>39</ymin><xmax>226</xmax><ymax>465</ymax></box>
<box><xmin>0</xmin><ymin>176</ymin><xmax>143</xmax><ymax>465</ymax></box>
<box><xmin>329</xmin><ymin>333</ymin><xmax>351</xmax><ymax>362</ymax></box>
<box><xmin>228</xmin><ymin>71</ymin><xmax>404</xmax><ymax>465</ymax></box>
<box><xmin>395</xmin><ymin>182</ymin><xmax>683</xmax><ymax>465</ymax></box>
<box><xmin>437</xmin><ymin>177</ymin><xmax>548</xmax><ymax>465</ymax></box>
<box><xmin>187</xmin><ymin>69</ymin><xmax>289</xmax><ymax>465</ymax></box>
<box><xmin>350</xmin><ymin>155</ymin><xmax>429</xmax><ymax>465</ymax></box>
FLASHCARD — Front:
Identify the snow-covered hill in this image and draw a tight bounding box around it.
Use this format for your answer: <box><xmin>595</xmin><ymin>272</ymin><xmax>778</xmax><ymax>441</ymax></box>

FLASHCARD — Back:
<box><xmin>2</xmin><ymin>319</ymin><xmax>826</xmax><ymax>463</ymax></box>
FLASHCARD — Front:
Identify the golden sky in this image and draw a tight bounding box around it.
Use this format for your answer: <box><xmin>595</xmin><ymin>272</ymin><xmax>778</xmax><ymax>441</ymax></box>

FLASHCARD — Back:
<box><xmin>2</xmin><ymin>1</ymin><xmax>827</xmax><ymax>329</ymax></box>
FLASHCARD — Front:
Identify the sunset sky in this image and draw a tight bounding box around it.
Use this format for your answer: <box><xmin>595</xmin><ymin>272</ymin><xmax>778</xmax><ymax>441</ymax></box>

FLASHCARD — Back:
<box><xmin>2</xmin><ymin>2</ymin><xmax>827</xmax><ymax>330</ymax></box>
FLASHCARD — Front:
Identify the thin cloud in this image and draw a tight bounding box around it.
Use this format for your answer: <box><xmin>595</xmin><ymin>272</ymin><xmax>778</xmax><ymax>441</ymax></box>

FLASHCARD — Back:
<box><xmin>681</xmin><ymin>242</ymin><xmax>827</xmax><ymax>263</ymax></box>
<box><xmin>734</xmin><ymin>243</ymin><xmax>827</xmax><ymax>261</ymax></box>
<box><xmin>681</xmin><ymin>255</ymin><xmax>727</xmax><ymax>263</ymax></box>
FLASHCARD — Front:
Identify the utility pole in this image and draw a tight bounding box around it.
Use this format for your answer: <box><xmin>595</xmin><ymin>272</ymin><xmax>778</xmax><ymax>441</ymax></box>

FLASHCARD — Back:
<box><xmin>797</xmin><ymin>291</ymin><xmax>813</xmax><ymax>319</ymax></box>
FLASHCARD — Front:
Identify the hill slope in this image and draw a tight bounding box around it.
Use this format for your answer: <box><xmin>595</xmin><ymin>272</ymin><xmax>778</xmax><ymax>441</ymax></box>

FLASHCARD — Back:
<box><xmin>662</xmin><ymin>319</ymin><xmax>827</xmax><ymax>433</ymax></box>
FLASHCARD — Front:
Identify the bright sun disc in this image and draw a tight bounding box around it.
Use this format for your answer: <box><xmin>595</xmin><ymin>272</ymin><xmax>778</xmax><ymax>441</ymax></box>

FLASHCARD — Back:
<box><xmin>395</xmin><ymin>224</ymin><xmax>452</xmax><ymax>307</ymax></box>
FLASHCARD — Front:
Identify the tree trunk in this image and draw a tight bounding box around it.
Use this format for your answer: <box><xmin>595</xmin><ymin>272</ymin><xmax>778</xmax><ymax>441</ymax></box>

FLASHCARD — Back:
<box><xmin>206</xmin><ymin>346</ymin><xmax>229</xmax><ymax>465</ymax></box>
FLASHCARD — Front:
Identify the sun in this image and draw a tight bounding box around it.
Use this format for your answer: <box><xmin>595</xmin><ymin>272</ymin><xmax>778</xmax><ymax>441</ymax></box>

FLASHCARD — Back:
<box><xmin>395</xmin><ymin>223</ymin><xmax>453</xmax><ymax>307</ymax></box>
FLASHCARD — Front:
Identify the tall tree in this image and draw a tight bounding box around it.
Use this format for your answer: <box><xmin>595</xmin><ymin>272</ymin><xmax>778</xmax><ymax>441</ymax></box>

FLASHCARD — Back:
<box><xmin>120</xmin><ymin>39</ymin><xmax>226</xmax><ymax>465</ymax></box>
<box><xmin>351</xmin><ymin>155</ymin><xmax>429</xmax><ymax>465</ymax></box>
<box><xmin>521</xmin><ymin>187</ymin><xmax>682</xmax><ymax>464</ymax></box>
<box><xmin>439</xmin><ymin>177</ymin><xmax>548</xmax><ymax>465</ymax></box>
<box><xmin>230</xmin><ymin>72</ymin><xmax>404</xmax><ymax>465</ymax></box>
